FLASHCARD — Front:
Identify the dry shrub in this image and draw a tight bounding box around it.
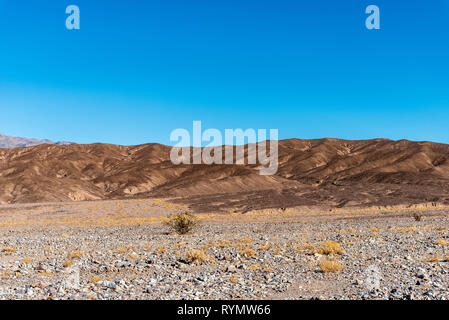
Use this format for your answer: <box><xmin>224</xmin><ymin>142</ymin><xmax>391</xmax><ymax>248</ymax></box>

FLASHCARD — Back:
<box><xmin>319</xmin><ymin>260</ymin><xmax>342</xmax><ymax>273</ymax></box>
<box><xmin>229</xmin><ymin>275</ymin><xmax>240</xmax><ymax>284</ymax></box>
<box><xmin>248</xmin><ymin>265</ymin><xmax>260</xmax><ymax>271</ymax></box>
<box><xmin>317</xmin><ymin>241</ymin><xmax>345</xmax><ymax>255</ymax></box>
<box><xmin>114</xmin><ymin>246</ymin><xmax>134</xmax><ymax>254</ymax></box>
<box><xmin>435</xmin><ymin>239</ymin><xmax>449</xmax><ymax>246</ymax></box>
<box><xmin>1</xmin><ymin>248</ymin><xmax>17</xmax><ymax>254</ymax></box>
<box><xmin>70</xmin><ymin>251</ymin><xmax>83</xmax><ymax>259</ymax></box>
<box><xmin>185</xmin><ymin>249</ymin><xmax>213</xmax><ymax>265</ymax></box>
<box><xmin>165</xmin><ymin>211</ymin><xmax>198</xmax><ymax>235</ymax></box>
<box><xmin>239</xmin><ymin>248</ymin><xmax>256</xmax><ymax>258</ymax></box>
<box><xmin>413</xmin><ymin>212</ymin><xmax>423</xmax><ymax>221</ymax></box>
<box><xmin>63</xmin><ymin>259</ymin><xmax>73</xmax><ymax>268</ymax></box>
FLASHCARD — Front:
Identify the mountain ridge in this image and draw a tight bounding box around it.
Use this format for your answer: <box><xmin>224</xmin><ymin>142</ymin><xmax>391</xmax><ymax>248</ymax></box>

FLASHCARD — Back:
<box><xmin>1</xmin><ymin>138</ymin><xmax>449</xmax><ymax>211</ymax></box>
<box><xmin>0</xmin><ymin>133</ymin><xmax>74</xmax><ymax>149</ymax></box>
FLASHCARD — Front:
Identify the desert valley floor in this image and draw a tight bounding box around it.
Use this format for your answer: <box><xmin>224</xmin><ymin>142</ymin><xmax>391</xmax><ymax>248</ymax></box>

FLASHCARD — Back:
<box><xmin>0</xmin><ymin>198</ymin><xmax>448</xmax><ymax>300</ymax></box>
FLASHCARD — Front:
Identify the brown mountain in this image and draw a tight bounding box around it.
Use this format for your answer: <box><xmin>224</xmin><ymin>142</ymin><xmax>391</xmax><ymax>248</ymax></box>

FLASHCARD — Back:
<box><xmin>1</xmin><ymin>138</ymin><xmax>449</xmax><ymax>212</ymax></box>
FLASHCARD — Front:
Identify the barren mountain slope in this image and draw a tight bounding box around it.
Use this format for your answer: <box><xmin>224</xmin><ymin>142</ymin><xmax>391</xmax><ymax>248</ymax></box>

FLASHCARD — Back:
<box><xmin>1</xmin><ymin>138</ymin><xmax>449</xmax><ymax>211</ymax></box>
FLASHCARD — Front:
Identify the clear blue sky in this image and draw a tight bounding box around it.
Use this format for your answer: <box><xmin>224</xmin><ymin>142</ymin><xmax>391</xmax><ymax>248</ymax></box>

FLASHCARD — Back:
<box><xmin>0</xmin><ymin>0</ymin><xmax>448</xmax><ymax>145</ymax></box>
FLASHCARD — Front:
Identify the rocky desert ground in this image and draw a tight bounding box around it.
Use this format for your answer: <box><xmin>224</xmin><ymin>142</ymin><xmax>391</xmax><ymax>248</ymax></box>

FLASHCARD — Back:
<box><xmin>0</xmin><ymin>198</ymin><xmax>448</xmax><ymax>300</ymax></box>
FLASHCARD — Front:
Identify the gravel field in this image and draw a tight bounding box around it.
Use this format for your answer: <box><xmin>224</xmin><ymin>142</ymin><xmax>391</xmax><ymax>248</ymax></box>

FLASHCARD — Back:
<box><xmin>0</xmin><ymin>200</ymin><xmax>448</xmax><ymax>300</ymax></box>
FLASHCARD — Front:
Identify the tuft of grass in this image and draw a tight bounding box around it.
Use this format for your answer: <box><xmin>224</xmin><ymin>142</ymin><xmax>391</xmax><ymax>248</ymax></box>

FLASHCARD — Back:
<box><xmin>228</xmin><ymin>275</ymin><xmax>240</xmax><ymax>284</ymax></box>
<box><xmin>69</xmin><ymin>251</ymin><xmax>83</xmax><ymax>259</ymax></box>
<box><xmin>317</xmin><ymin>241</ymin><xmax>345</xmax><ymax>255</ymax></box>
<box><xmin>413</xmin><ymin>212</ymin><xmax>423</xmax><ymax>221</ymax></box>
<box><xmin>319</xmin><ymin>260</ymin><xmax>342</xmax><ymax>273</ymax></box>
<box><xmin>185</xmin><ymin>249</ymin><xmax>213</xmax><ymax>265</ymax></box>
<box><xmin>393</xmin><ymin>226</ymin><xmax>418</xmax><ymax>233</ymax></box>
<box><xmin>248</xmin><ymin>265</ymin><xmax>260</xmax><ymax>271</ymax></box>
<box><xmin>127</xmin><ymin>253</ymin><xmax>139</xmax><ymax>260</ymax></box>
<box><xmin>1</xmin><ymin>247</ymin><xmax>17</xmax><ymax>254</ymax></box>
<box><xmin>21</xmin><ymin>258</ymin><xmax>31</xmax><ymax>264</ymax></box>
<box><xmin>340</xmin><ymin>227</ymin><xmax>356</xmax><ymax>234</ymax></box>
<box><xmin>239</xmin><ymin>248</ymin><xmax>256</xmax><ymax>258</ymax></box>
<box><xmin>435</xmin><ymin>239</ymin><xmax>449</xmax><ymax>246</ymax></box>
<box><xmin>63</xmin><ymin>259</ymin><xmax>73</xmax><ymax>268</ymax></box>
<box><xmin>157</xmin><ymin>246</ymin><xmax>167</xmax><ymax>255</ymax></box>
<box><xmin>114</xmin><ymin>246</ymin><xmax>134</xmax><ymax>254</ymax></box>
<box><xmin>165</xmin><ymin>211</ymin><xmax>198</xmax><ymax>235</ymax></box>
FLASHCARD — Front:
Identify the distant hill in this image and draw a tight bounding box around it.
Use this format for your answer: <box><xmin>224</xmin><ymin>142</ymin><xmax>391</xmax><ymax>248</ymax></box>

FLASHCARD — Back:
<box><xmin>0</xmin><ymin>138</ymin><xmax>449</xmax><ymax>212</ymax></box>
<box><xmin>0</xmin><ymin>134</ymin><xmax>73</xmax><ymax>148</ymax></box>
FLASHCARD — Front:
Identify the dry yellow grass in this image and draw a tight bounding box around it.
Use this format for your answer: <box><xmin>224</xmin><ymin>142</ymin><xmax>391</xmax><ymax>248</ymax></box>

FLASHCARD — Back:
<box><xmin>127</xmin><ymin>253</ymin><xmax>139</xmax><ymax>260</ymax></box>
<box><xmin>393</xmin><ymin>226</ymin><xmax>418</xmax><ymax>233</ymax></box>
<box><xmin>157</xmin><ymin>246</ymin><xmax>167</xmax><ymax>255</ymax></box>
<box><xmin>263</xmin><ymin>266</ymin><xmax>274</xmax><ymax>273</ymax></box>
<box><xmin>248</xmin><ymin>265</ymin><xmax>260</xmax><ymax>271</ymax></box>
<box><xmin>239</xmin><ymin>248</ymin><xmax>256</xmax><ymax>258</ymax></box>
<box><xmin>258</xmin><ymin>242</ymin><xmax>273</xmax><ymax>251</ymax></box>
<box><xmin>340</xmin><ymin>227</ymin><xmax>356</xmax><ymax>234</ymax></box>
<box><xmin>317</xmin><ymin>241</ymin><xmax>345</xmax><ymax>255</ymax></box>
<box><xmin>237</xmin><ymin>237</ymin><xmax>254</xmax><ymax>244</ymax></box>
<box><xmin>21</xmin><ymin>258</ymin><xmax>31</xmax><ymax>264</ymax></box>
<box><xmin>69</xmin><ymin>251</ymin><xmax>83</xmax><ymax>259</ymax></box>
<box><xmin>297</xmin><ymin>241</ymin><xmax>344</xmax><ymax>256</ymax></box>
<box><xmin>217</xmin><ymin>240</ymin><xmax>232</xmax><ymax>248</ymax></box>
<box><xmin>63</xmin><ymin>259</ymin><xmax>73</xmax><ymax>268</ymax></box>
<box><xmin>228</xmin><ymin>275</ymin><xmax>240</xmax><ymax>284</ymax></box>
<box><xmin>1</xmin><ymin>247</ymin><xmax>17</xmax><ymax>254</ymax></box>
<box><xmin>185</xmin><ymin>249</ymin><xmax>213</xmax><ymax>265</ymax></box>
<box><xmin>435</xmin><ymin>239</ymin><xmax>449</xmax><ymax>246</ymax></box>
<box><xmin>113</xmin><ymin>246</ymin><xmax>134</xmax><ymax>254</ymax></box>
<box><xmin>319</xmin><ymin>260</ymin><xmax>342</xmax><ymax>273</ymax></box>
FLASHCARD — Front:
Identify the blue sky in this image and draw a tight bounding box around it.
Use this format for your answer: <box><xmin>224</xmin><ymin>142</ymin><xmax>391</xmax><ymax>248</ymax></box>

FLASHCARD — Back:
<box><xmin>0</xmin><ymin>0</ymin><xmax>448</xmax><ymax>145</ymax></box>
